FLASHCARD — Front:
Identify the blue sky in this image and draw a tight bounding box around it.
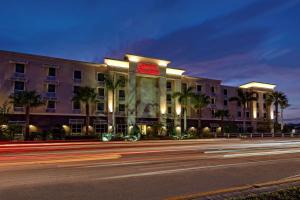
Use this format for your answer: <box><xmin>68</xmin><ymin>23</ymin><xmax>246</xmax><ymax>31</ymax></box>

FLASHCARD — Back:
<box><xmin>0</xmin><ymin>0</ymin><xmax>299</xmax><ymax>122</ymax></box>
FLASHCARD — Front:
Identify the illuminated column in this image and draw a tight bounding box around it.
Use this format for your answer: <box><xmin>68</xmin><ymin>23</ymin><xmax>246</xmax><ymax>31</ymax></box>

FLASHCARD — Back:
<box><xmin>174</xmin><ymin>79</ymin><xmax>182</xmax><ymax>136</ymax></box>
<box><xmin>107</xmin><ymin>72</ymin><xmax>114</xmax><ymax>129</ymax></box>
<box><xmin>159</xmin><ymin>69</ymin><xmax>167</xmax><ymax>128</ymax></box>
<box><xmin>127</xmin><ymin>62</ymin><xmax>137</xmax><ymax>134</ymax></box>
<box><xmin>252</xmin><ymin>100</ymin><xmax>257</xmax><ymax>132</ymax></box>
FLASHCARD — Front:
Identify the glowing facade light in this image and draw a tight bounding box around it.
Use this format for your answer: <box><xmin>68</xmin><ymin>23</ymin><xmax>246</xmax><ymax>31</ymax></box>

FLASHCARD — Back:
<box><xmin>108</xmin><ymin>91</ymin><xmax>113</xmax><ymax>112</ymax></box>
<box><xmin>240</xmin><ymin>82</ymin><xmax>276</xmax><ymax>90</ymax></box>
<box><xmin>166</xmin><ymin>68</ymin><xmax>185</xmax><ymax>76</ymax></box>
<box><xmin>104</xmin><ymin>58</ymin><xmax>129</xmax><ymax>68</ymax></box>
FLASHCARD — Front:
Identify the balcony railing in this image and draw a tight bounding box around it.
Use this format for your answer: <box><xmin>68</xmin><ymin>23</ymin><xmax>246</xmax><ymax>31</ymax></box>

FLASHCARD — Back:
<box><xmin>45</xmin><ymin>92</ymin><xmax>57</xmax><ymax>99</ymax></box>
<box><xmin>46</xmin><ymin>108</ymin><xmax>56</xmax><ymax>113</ymax></box>
<box><xmin>10</xmin><ymin>73</ymin><xmax>26</xmax><ymax>81</ymax></box>
<box><xmin>14</xmin><ymin>107</ymin><xmax>24</xmax><ymax>112</ymax></box>
<box><xmin>119</xmin><ymin>96</ymin><xmax>125</xmax><ymax>101</ymax></box>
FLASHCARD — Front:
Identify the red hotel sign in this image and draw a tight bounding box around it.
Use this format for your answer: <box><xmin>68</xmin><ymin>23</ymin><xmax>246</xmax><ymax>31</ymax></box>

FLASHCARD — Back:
<box><xmin>136</xmin><ymin>63</ymin><xmax>160</xmax><ymax>76</ymax></box>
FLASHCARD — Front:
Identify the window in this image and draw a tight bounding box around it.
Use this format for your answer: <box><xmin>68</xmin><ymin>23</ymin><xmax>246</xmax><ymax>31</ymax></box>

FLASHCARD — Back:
<box><xmin>167</xmin><ymin>94</ymin><xmax>172</xmax><ymax>103</ymax></box>
<box><xmin>71</xmin><ymin>123</ymin><xmax>82</xmax><ymax>134</ymax></box>
<box><xmin>117</xmin><ymin>124</ymin><xmax>127</xmax><ymax>135</ymax></box>
<box><xmin>181</xmin><ymin>83</ymin><xmax>187</xmax><ymax>91</ymax></box>
<box><xmin>264</xmin><ymin>113</ymin><xmax>267</xmax><ymax>119</ymax></box>
<box><xmin>98</xmin><ymin>88</ymin><xmax>105</xmax><ymax>98</ymax></box>
<box><xmin>263</xmin><ymin>103</ymin><xmax>266</xmax><ymax>109</ymax></box>
<box><xmin>238</xmin><ymin>111</ymin><xmax>242</xmax><ymax>117</ymax></box>
<box><xmin>257</xmin><ymin>102</ymin><xmax>259</xmax><ymax>108</ymax></box>
<box><xmin>211</xmin><ymin>98</ymin><xmax>215</xmax><ymax>104</ymax></box>
<box><xmin>246</xmin><ymin>112</ymin><xmax>250</xmax><ymax>118</ymax></box>
<box><xmin>97</xmin><ymin>73</ymin><xmax>105</xmax><ymax>82</ymax></box>
<box><xmin>74</xmin><ymin>70</ymin><xmax>82</xmax><ymax>80</ymax></box>
<box><xmin>211</xmin><ymin>86</ymin><xmax>215</xmax><ymax>93</ymax></box>
<box><xmin>211</xmin><ymin>109</ymin><xmax>216</xmax><ymax>118</ymax></box>
<box><xmin>257</xmin><ymin>112</ymin><xmax>260</xmax><ymax>118</ymax></box>
<box><xmin>48</xmin><ymin>67</ymin><xmax>56</xmax><ymax>77</ymax></box>
<box><xmin>73</xmin><ymin>86</ymin><xmax>80</xmax><ymax>94</ymax></box>
<box><xmin>119</xmin><ymin>104</ymin><xmax>125</xmax><ymax>112</ymax></box>
<box><xmin>168</xmin><ymin>106</ymin><xmax>172</xmax><ymax>114</ymax></box>
<box><xmin>119</xmin><ymin>90</ymin><xmax>125</xmax><ymax>100</ymax></box>
<box><xmin>14</xmin><ymin>81</ymin><xmax>24</xmax><ymax>91</ymax></box>
<box><xmin>238</xmin><ymin>102</ymin><xmax>241</xmax><ymax>107</ymax></box>
<box><xmin>167</xmin><ymin>81</ymin><xmax>172</xmax><ymax>90</ymax></box>
<box><xmin>263</xmin><ymin>94</ymin><xmax>266</xmax><ymax>100</ymax></box>
<box><xmin>48</xmin><ymin>84</ymin><xmax>56</xmax><ymax>93</ymax></box>
<box><xmin>94</xmin><ymin>124</ymin><xmax>107</xmax><ymax>134</ymax></box>
<box><xmin>224</xmin><ymin>100</ymin><xmax>228</xmax><ymax>106</ymax></box>
<box><xmin>223</xmin><ymin>89</ymin><xmax>228</xmax><ymax>96</ymax></box>
<box><xmin>197</xmin><ymin>85</ymin><xmax>202</xmax><ymax>92</ymax></box>
<box><xmin>15</xmin><ymin>63</ymin><xmax>25</xmax><ymax>73</ymax></box>
<box><xmin>47</xmin><ymin>100</ymin><xmax>55</xmax><ymax>109</ymax></box>
<box><xmin>97</xmin><ymin>102</ymin><xmax>104</xmax><ymax>112</ymax></box>
<box><xmin>119</xmin><ymin>76</ymin><xmax>126</xmax><ymax>87</ymax></box>
<box><xmin>73</xmin><ymin>101</ymin><xmax>80</xmax><ymax>110</ymax></box>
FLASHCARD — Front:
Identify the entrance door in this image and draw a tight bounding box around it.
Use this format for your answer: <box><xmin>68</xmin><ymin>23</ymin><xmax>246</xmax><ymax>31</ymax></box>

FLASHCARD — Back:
<box><xmin>138</xmin><ymin>124</ymin><xmax>147</xmax><ymax>135</ymax></box>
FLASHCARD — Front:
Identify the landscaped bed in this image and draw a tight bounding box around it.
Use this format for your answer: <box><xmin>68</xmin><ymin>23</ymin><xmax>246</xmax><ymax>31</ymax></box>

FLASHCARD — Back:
<box><xmin>230</xmin><ymin>186</ymin><xmax>300</xmax><ymax>200</ymax></box>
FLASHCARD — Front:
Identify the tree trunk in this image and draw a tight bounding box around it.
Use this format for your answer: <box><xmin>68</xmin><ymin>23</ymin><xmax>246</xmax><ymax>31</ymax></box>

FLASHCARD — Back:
<box><xmin>274</xmin><ymin>102</ymin><xmax>279</xmax><ymax>133</ymax></box>
<box><xmin>183</xmin><ymin>108</ymin><xmax>187</xmax><ymax>134</ymax></box>
<box><xmin>25</xmin><ymin>106</ymin><xmax>30</xmax><ymax>141</ymax></box>
<box><xmin>221</xmin><ymin>116</ymin><xmax>224</xmax><ymax>136</ymax></box>
<box><xmin>243</xmin><ymin>106</ymin><xmax>246</xmax><ymax>133</ymax></box>
<box><xmin>85</xmin><ymin>103</ymin><xmax>90</xmax><ymax>135</ymax></box>
<box><xmin>112</xmin><ymin>90</ymin><xmax>116</xmax><ymax>135</ymax></box>
<box><xmin>198</xmin><ymin>109</ymin><xmax>202</xmax><ymax>135</ymax></box>
<box><xmin>281</xmin><ymin>108</ymin><xmax>284</xmax><ymax>131</ymax></box>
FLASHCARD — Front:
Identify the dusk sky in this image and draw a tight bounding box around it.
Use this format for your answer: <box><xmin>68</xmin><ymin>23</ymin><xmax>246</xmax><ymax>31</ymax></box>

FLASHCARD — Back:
<box><xmin>0</xmin><ymin>0</ymin><xmax>299</xmax><ymax>122</ymax></box>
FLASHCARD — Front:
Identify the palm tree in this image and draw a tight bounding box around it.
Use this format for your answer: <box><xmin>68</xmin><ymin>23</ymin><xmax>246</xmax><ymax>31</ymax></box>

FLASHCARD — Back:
<box><xmin>229</xmin><ymin>89</ymin><xmax>257</xmax><ymax>133</ymax></box>
<box><xmin>0</xmin><ymin>101</ymin><xmax>10</xmax><ymax>125</ymax></box>
<box><xmin>173</xmin><ymin>86</ymin><xmax>195</xmax><ymax>133</ymax></box>
<box><xmin>279</xmin><ymin>94</ymin><xmax>289</xmax><ymax>131</ymax></box>
<box><xmin>192</xmin><ymin>94</ymin><xmax>210</xmax><ymax>130</ymax></box>
<box><xmin>104</xmin><ymin>75</ymin><xmax>125</xmax><ymax>135</ymax></box>
<box><xmin>215</xmin><ymin>109</ymin><xmax>229</xmax><ymax>136</ymax></box>
<box><xmin>72</xmin><ymin>86</ymin><xmax>97</xmax><ymax>135</ymax></box>
<box><xmin>266</xmin><ymin>91</ymin><xmax>287</xmax><ymax>126</ymax></box>
<box><xmin>9</xmin><ymin>91</ymin><xmax>44</xmax><ymax>140</ymax></box>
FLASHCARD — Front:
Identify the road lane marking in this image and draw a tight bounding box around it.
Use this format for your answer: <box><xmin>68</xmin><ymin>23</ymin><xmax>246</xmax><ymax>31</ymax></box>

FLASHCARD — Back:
<box><xmin>224</xmin><ymin>149</ymin><xmax>300</xmax><ymax>158</ymax></box>
<box><xmin>95</xmin><ymin>158</ymin><xmax>300</xmax><ymax>180</ymax></box>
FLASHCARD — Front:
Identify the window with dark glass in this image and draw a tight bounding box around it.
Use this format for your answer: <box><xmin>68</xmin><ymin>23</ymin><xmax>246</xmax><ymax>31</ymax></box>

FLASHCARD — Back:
<box><xmin>97</xmin><ymin>73</ymin><xmax>105</xmax><ymax>82</ymax></box>
<box><xmin>264</xmin><ymin>113</ymin><xmax>267</xmax><ymax>119</ymax></box>
<box><xmin>223</xmin><ymin>89</ymin><xmax>228</xmax><ymax>96</ymax></box>
<box><xmin>238</xmin><ymin>111</ymin><xmax>242</xmax><ymax>117</ymax></box>
<box><xmin>263</xmin><ymin>94</ymin><xmax>266</xmax><ymax>100</ymax></box>
<box><xmin>74</xmin><ymin>70</ymin><xmax>81</xmax><ymax>80</ymax></box>
<box><xmin>15</xmin><ymin>63</ymin><xmax>25</xmax><ymax>73</ymax></box>
<box><xmin>48</xmin><ymin>67</ymin><xmax>56</xmax><ymax>77</ymax></box>
<box><xmin>48</xmin><ymin>84</ymin><xmax>56</xmax><ymax>93</ymax></box>
<box><xmin>263</xmin><ymin>103</ymin><xmax>266</xmax><ymax>109</ymax></box>
<box><xmin>97</xmin><ymin>102</ymin><xmax>104</xmax><ymax>112</ymax></box>
<box><xmin>167</xmin><ymin>94</ymin><xmax>172</xmax><ymax>102</ymax></box>
<box><xmin>14</xmin><ymin>81</ymin><xmax>24</xmax><ymax>91</ymax></box>
<box><xmin>224</xmin><ymin>100</ymin><xmax>228</xmax><ymax>106</ymax></box>
<box><xmin>167</xmin><ymin>81</ymin><xmax>172</xmax><ymax>90</ymax></box>
<box><xmin>73</xmin><ymin>86</ymin><xmax>80</xmax><ymax>94</ymax></box>
<box><xmin>168</xmin><ymin>107</ymin><xmax>172</xmax><ymax>114</ymax></box>
<box><xmin>73</xmin><ymin>101</ymin><xmax>80</xmax><ymax>110</ymax></box>
<box><xmin>119</xmin><ymin>90</ymin><xmax>125</xmax><ymax>99</ymax></box>
<box><xmin>211</xmin><ymin>86</ymin><xmax>215</xmax><ymax>93</ymax></box>
<box><xmin>257</xmin><ymin>102</ymin><xmax>259</xmax><ymax>108</ymax></box>
<box><xmin>211</xmin><ymin>109</ymin><xmax>215</xmax><ymax>117</ymax></box>
<box><xmin>246</xmin><ymin>112</ymin><xmax>250</xmax><ymax>118</ymax></box>
<box><xmin>98</xmin><ymin>88</ymin><xmax>105</xmax><ymax>97</ymax></box>
<box><xmin>119</xmin><ymin>104</ymin><xmax>125</xmax><ymax>112</ymax></box>
<box><xmin>197</xmin><ymin>85</ymin><xmax>202</xmax><ymax>92</ymax></box>
<box><xmin>47</xmin><ymin>100</ymin><xmax>55</xmax><ymax>109</ymax></box>
<box><xmin>211</xmin><ymin>98</ymin><xmax>215</xmax><ymax>104</ymax></box>
<box><xmin>257</xmin><ymin>112</ymin><xmax>260</xmax><ymax>118</ymax></box>
<box><xmin>119</xmin><ymin>75</ymin><xmax>126</xmax><ymax>87</ymax></box>
<box><xmin>181</xmin><ymin>83</ymin><xmax>187</xmax><ymax>91</ymax></box>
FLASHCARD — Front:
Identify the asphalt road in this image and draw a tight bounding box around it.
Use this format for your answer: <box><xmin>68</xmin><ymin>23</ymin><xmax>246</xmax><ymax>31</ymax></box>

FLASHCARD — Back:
<box><xmin>1</xmin><ymin>139</ymin><xmax>300</xmax><ymax>200</ymax></box>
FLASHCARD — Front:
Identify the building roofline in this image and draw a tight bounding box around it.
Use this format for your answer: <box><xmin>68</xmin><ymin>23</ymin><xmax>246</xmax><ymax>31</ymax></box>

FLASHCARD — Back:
<box><xmin>125</xmin><ymin>54</ymin><xmax>171</xmax><ymax>66</ymax></box>
<box><xmin>0</xmin><ymin>49</ymin><xmax>103</xmax><ymax>66</ymax></box>
<box><xmin>239</xmin><ymin>81</ymin><xmax>276</xmax><ymax>89</ymax></box>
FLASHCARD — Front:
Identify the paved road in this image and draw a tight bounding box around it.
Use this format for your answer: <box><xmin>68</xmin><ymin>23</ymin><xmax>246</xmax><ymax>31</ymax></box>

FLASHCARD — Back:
<box><xmin>1</xmin><ymin>139</ymin><xmax>300</xmax><ymax>200</ymax></box>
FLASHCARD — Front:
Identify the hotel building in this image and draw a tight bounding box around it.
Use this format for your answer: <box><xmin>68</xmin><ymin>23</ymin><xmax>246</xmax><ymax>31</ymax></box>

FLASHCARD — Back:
<box><xmin>0</xmin><ymin>50</ymin><xmax>276</xmax><ymax>136</ymax></box>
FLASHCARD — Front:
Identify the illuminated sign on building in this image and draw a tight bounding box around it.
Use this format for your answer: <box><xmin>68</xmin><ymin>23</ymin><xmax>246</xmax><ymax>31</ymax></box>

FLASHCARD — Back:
<box><xmin>136</xmin><ymin>63</ymin><xmax>160</xmax><ymax>75</ymax></box>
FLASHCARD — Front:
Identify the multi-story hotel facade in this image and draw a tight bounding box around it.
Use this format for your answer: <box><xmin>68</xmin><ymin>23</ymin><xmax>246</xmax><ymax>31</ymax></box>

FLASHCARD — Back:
<box><xmin>0</xmin><ymin>50</ymin><xmax>276</xmax><ymax>136</ymax></box>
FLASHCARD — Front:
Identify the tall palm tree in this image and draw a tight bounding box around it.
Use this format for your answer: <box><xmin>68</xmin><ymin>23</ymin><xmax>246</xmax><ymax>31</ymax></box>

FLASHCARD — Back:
<box><xmin>9</xmin><ymin>91</ymin><xmax>44</xmax><ymax>140</ymax></box>
<box><xmin>266</xmin><ymin>91</ymin><xmax>287</xmax><ymax>126</ymax></box>
<box><xmin>215</xmin><ymin>109</ymin><xmax>229</xmax><ymax>136</ymax></box>
<box><xmin>229</xmin><ymin>89</ymin><xmax>257</xmax><ymax>133</ymax></box>
<box><xmin>173</xmin><ymin>86</ymin><xmax>195</xmax><ymax>133</ymax></box>
<box><xmin>192</xmin><ymin>94</ymin><xmax>210</xmax><ymax>130</ymax></box>
<box><xmin>72</xmin><ymin>86</ymin><xmax>97</xmax><ymax>135</ymax></box>
<box><xmin>104</xmin><ymin>74</ymin><xmax>125</xmax><ymax>135</ymax></box>
<box><xmin>279</xmin><ymin>94</ymin><xmax>289</xmax><ymax>131</ymax></box>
